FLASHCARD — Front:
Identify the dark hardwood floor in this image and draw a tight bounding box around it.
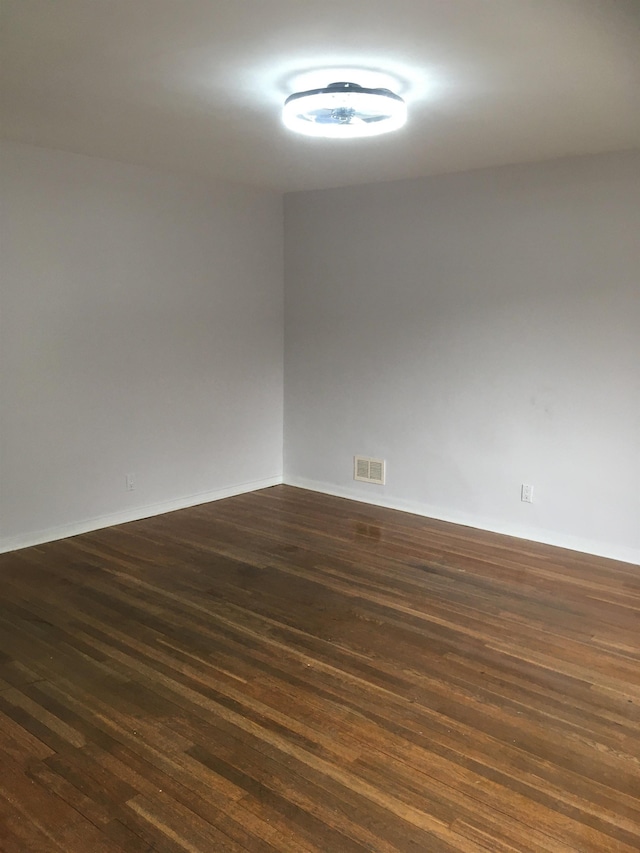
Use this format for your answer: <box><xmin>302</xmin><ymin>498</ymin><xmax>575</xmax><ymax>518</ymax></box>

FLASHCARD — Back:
<box><xmin>0</xmin><ymin>485</ymin><xmax>638</xmax><ymax>852</ymax></box>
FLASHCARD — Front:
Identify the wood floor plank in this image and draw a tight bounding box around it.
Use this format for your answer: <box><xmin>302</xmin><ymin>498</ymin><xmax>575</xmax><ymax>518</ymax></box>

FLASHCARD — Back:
<box><xmin>1</xmin><ymin>484</ymin><xmax>638</xmax><ymax>852</ymax></box>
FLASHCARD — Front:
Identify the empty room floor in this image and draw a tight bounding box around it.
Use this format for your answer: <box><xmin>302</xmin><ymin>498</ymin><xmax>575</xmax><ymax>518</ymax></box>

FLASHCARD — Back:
<box><xmin>0</xmin><ymin>485</ymin><xmax>638</xmax><ymax>852</ymax></box>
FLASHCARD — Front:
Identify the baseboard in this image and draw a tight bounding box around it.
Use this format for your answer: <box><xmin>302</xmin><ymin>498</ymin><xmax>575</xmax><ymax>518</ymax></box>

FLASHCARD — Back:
<box><xmin>4</xmin><ymin>474</ymin><xmax>637</xmax><ymax>566</ymax></box>
<box><xmin>0</xmin><ymin>476</ymin><xmax>283</xmax><ymax>555</ymax></box>
<box><xmin>284</xmin><ymin>476</ymin><xmax>640</xmax><ymax>566</ymax></box>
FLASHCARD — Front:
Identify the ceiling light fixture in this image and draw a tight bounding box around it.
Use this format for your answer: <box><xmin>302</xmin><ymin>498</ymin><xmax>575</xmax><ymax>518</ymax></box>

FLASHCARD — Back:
<box><xmin>283</xmin><ymin>81</ymin><xmax>407</xmax><ymax>139</ymax></box>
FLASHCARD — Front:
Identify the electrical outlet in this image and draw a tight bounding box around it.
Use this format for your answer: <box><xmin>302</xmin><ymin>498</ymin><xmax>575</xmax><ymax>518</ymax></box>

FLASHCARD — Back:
<box><xmin>521</xmin><ymin>483</ymin><xmax>533</xmax><ymax>503</ymax></box>
<box><xmin>125</xmin><ymin>473</ymin><xmax>135</xmax><ymax>491</ymax></box>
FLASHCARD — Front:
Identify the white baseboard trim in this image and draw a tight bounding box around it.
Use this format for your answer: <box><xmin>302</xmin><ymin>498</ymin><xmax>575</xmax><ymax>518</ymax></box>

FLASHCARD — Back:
<box><xmin>284</xmin><ymin>476</ymin><xmax>640</xmax><ymax>567</ymax></box>
<box><xmin>0</xmin><ymin>476</ymin><xmax>283</xmax><ymax>555</ymax></box>
<box><xmin>4</xmin><ymin>474</ymin><xmax>637</xmax><ymax>566</ymax></box>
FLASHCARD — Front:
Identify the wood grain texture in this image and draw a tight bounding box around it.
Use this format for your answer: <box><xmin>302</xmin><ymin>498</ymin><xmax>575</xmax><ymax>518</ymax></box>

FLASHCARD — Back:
<box><xmin>0</xmin><ymin>484</ymin><xmax>638</xmax><ymax>852</ymax></box>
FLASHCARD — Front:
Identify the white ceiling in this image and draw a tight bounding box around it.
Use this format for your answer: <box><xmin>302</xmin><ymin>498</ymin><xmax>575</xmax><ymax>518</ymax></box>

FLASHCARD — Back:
<box><xmin>2</xmin><ymin>0</ymin><xmax>639</xmax><ymax>192</ymax></box>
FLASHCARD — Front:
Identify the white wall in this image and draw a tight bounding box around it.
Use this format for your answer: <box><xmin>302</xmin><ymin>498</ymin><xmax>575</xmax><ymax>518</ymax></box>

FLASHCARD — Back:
<box><xmin>284</xmin><ymin>152</ymin><xmax>640</xmax><ymax>564</ymax></box>
<box><xmin>3</xmin><ymin>145</ymin><xmax>638</xmax><ymax>563</ymax></box>
<box><xmin>1</xmin><ymin>143</ymin><xmax>283</xmax><ymax>551</ymax></box>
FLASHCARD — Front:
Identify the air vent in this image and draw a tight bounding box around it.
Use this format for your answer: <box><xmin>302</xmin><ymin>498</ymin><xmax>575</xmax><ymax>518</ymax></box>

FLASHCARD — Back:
<box><xmin>354</xmin><ymin>456</ymin><xmax>385</xmax><ymax>485</ymax></box>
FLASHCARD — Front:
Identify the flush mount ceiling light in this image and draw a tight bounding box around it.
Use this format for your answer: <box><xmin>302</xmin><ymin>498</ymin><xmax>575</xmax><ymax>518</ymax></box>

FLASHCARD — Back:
<box><xmin>282</xmin><ymin>81</ymin><xmax>407</xmax><ymax>139</ymax></box>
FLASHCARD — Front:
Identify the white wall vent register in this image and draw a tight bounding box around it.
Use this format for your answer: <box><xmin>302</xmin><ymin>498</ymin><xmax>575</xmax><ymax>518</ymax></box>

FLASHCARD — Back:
<box><xmin>354</xmin><ymin>456</ymin><xmax>385</xmax><ymax>485</ymax></box>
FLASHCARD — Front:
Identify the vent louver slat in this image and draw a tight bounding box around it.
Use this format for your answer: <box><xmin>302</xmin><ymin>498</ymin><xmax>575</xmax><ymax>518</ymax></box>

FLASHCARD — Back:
<box><xmin>356</xmin><ymin>458</ymin><xmax>370</xmax><ymax>479</ymax></box>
